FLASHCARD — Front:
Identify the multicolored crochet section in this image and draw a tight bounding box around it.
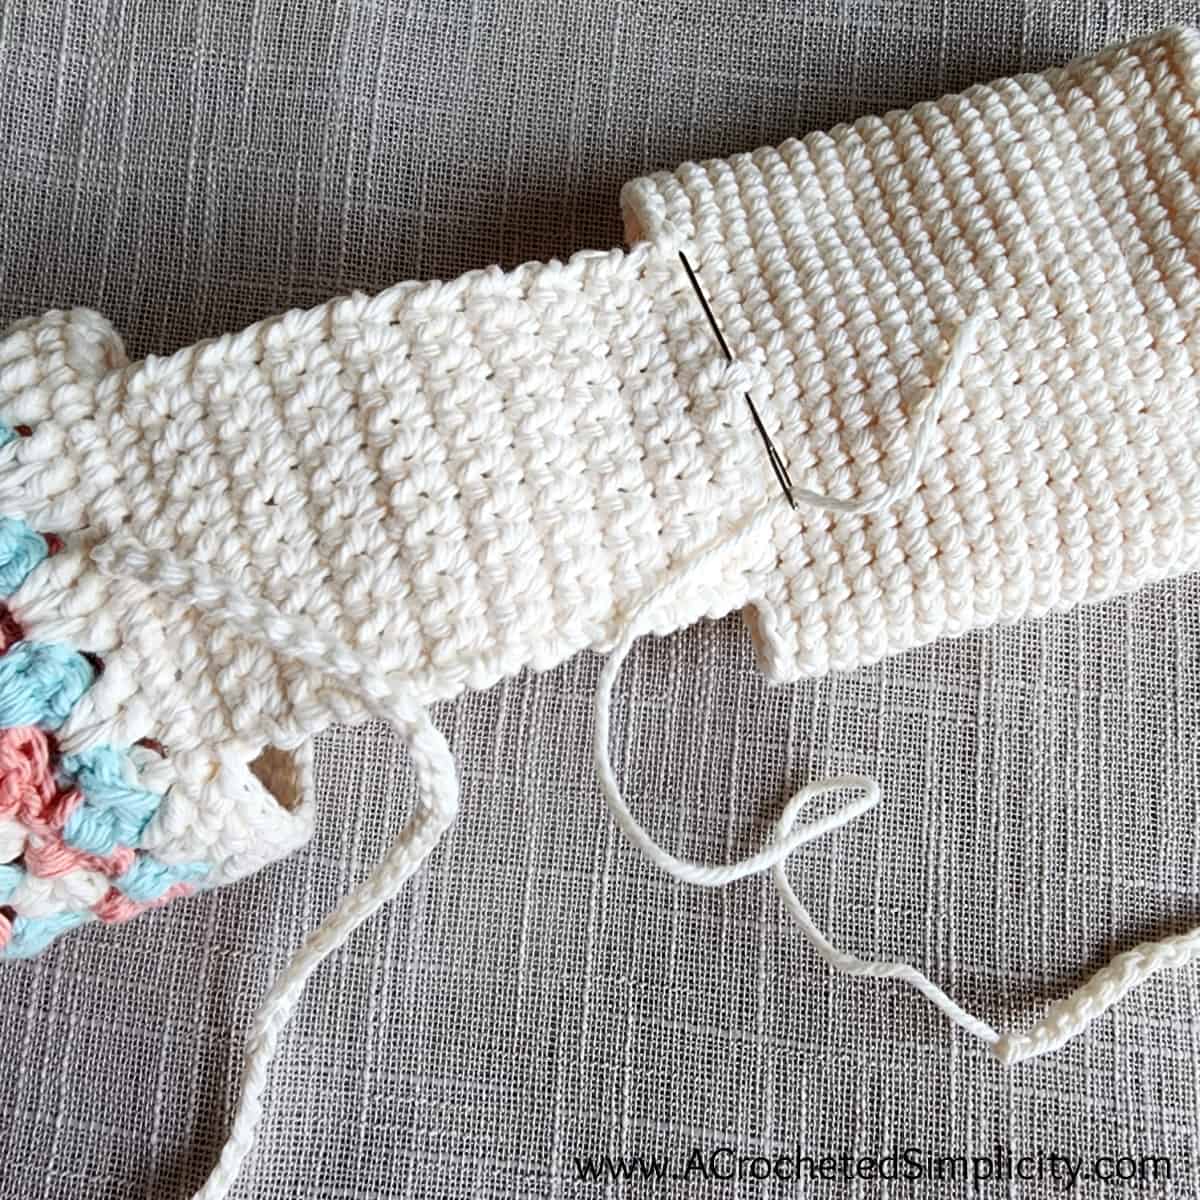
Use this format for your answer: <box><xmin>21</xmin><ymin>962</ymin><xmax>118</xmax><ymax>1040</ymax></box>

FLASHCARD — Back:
<box><xmin>0</xmin><ymin>466</ymin><xmax>209</xmax><ymax>959</ymax></box>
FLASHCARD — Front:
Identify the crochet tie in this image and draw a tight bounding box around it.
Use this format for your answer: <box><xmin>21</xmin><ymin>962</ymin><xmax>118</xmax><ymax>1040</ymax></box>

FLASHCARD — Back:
<box><xmin>93</xmin><ymin>537</ymin><xmax>462</xmax><ymax>1200</ymax></box>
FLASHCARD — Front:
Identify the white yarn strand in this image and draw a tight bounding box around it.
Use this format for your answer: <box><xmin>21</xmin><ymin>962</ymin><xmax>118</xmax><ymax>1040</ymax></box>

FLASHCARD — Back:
<box><xmin>768</xmin><ymin>781</ymin><xmax>1002</xmax><ymax>1046</ymax></box>
<box><xmin>991</xmin><ymin>928</ymin><xmax>1200</xmax><ymax>1064</ymax></box>
<box><xmin>597</xmin><ymin>545</ymin><xmax>1200</xmax><ymax>1064</ymax></box>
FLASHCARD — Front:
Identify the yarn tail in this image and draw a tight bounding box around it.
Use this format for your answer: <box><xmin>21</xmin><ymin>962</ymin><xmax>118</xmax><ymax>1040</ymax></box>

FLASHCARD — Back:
<box><xmin>596</xmin><ymin>527</ymin><xmax>1200</xmax><ymax>1062</ymax></box>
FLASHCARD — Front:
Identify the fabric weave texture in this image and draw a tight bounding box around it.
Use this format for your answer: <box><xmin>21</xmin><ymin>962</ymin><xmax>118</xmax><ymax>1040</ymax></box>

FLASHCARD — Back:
<box><xmin>2</xmin><ymin>2</ymin><xmax>1200</xmax><ymax>1198</ymax></box>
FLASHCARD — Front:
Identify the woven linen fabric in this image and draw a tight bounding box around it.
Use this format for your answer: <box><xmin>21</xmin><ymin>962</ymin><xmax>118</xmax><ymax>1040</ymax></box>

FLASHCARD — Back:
<box><xmin>3</xmin><ymin>0</ymin><xmax>1200</xmax><ymax>1196</ymax></box>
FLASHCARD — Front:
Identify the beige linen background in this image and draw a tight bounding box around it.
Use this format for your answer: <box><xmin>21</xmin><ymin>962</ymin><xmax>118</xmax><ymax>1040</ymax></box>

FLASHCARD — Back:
<box><xmin>2</xmin><ymin>2</ymin><xmax>1200</xmax><ymax>1196</ymax></box>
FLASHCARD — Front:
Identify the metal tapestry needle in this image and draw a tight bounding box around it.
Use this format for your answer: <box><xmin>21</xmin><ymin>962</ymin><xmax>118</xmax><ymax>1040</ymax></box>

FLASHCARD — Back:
<box><xmin>677</xmin><ymin>250</ymin><xmax>796</xmax><ymax>509</ymax></box>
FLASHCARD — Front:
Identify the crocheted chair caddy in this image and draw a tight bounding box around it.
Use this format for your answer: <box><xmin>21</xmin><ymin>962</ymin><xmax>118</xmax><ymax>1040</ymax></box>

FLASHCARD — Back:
<box><xmin>4</xmin><ymin>24</ymin><xmax>1200</xmax><ymax>1198</ymax></box>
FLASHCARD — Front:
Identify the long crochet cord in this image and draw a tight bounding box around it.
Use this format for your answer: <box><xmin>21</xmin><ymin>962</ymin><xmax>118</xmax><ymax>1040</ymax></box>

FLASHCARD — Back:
<box><xmin>592</xmin><ymin>311</ymin><xmax>1200</xmax><ymax>1065</ymax></box>
<box><xmin>92</xmin><ymin>541</ymin><xmax>461</xmax><ymax>1200</ymax></box>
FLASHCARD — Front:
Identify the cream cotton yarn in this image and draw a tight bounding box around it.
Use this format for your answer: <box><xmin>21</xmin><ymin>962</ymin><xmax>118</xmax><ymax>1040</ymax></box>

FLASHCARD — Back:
<box><xmin>0</xmin><ymin>24</ymin><xmax>1199</xmax><ymax>1198</ymax></box>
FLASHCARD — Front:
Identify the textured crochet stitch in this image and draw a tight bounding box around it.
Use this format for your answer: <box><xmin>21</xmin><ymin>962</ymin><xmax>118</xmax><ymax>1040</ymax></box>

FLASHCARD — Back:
<box><xmin>3</xmin><ymin>24</ymin><xmax>1200</xmax><ymax>1198</ymax></box>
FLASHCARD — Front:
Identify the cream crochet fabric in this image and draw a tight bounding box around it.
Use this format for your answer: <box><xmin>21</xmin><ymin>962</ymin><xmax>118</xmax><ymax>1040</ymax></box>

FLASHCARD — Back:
<box><xmin>1</xmin><ymin>24</ymin><xmax>1200</xmax><ymax>1198</ymax></box>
